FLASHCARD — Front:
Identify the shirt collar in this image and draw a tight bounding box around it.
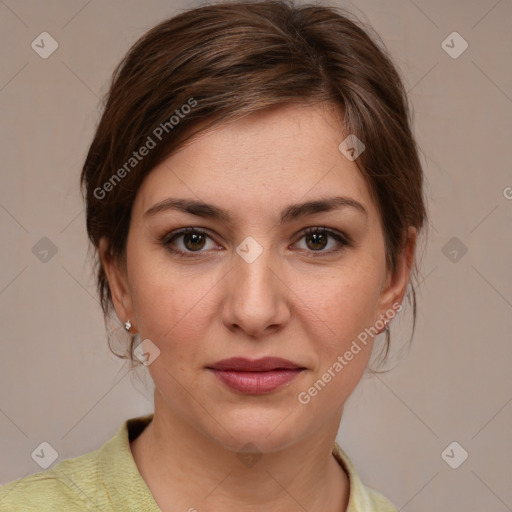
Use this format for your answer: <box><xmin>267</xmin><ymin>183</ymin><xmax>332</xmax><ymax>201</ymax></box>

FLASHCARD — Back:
<box><xmin>99</xmin><ymin>413</ymin><xmax>160</xmax><ymax>510</ymax></box>
<box><xmin>333</xmin><ymin>441</ymin><xmax>381</xmax><ymax>511</ymax></box>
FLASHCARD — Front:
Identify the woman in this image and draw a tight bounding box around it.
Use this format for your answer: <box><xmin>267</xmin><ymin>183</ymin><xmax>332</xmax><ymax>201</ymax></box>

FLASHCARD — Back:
<box><xmin>0</xmin><ymin>0</ymin><xmax>426</xmax><ymax>510</ymax></box>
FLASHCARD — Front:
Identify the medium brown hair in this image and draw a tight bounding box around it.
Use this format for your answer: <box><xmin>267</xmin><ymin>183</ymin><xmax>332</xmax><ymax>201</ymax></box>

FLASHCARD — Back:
<box><xmin>81</xmin><ymin>0</ymin><xmax>428</xmax><ymax>370</ymax></box>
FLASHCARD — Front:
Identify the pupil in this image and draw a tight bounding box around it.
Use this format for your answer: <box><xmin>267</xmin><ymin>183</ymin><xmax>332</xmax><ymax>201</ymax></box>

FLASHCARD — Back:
<box><xmin>185</xmin><ymin>233</ymin><xmax>205</xmax><ymax>251</ymax></box>
<box><xmin>308</xmin><ymin>233</ymin><xmax>326</xmax><ymax>250</ymax></box>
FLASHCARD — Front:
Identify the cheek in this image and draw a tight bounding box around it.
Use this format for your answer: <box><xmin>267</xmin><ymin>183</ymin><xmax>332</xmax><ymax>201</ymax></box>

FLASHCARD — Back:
<box><xmin>128</xmin><ymin>249</ymin><xmax>218</xmax><ymax>345</ymax></box>
<box><xmin>296</xmin><ymin>260</ymin><xmax>383</xmax><ymax>346</ymax></box>
<box><xmin>295</xmin><ymin>275</ymin><xmax>379</xmax><ymax>411</ymax></box>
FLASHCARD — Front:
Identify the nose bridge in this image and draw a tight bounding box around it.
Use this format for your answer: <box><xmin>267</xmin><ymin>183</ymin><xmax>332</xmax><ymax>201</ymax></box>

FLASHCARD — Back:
<box><xmin>233</xmin><ymin>236</ymin><xmax>276</xmax><ymax>304</ymax></box>
<box><xmin>236</xmin><ymin>245</ymin><xmax>272</xmax><ymax>290</ymax></box>
<box><xmin>222</xmin><ymin>235</ymin><xmax>289</xmax><ymax>336</ymax></box>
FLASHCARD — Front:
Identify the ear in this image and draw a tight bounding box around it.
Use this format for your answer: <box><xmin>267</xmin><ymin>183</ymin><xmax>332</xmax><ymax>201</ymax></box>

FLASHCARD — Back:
<box><xmin>99</xmin><ymin>238</ymin><xmax>137</xmax><ymax>333</ymax></box>
<box><xmin>376</xmin><ymin>226</ymin><xmax>417</xmax><ymax>324</ymax></box>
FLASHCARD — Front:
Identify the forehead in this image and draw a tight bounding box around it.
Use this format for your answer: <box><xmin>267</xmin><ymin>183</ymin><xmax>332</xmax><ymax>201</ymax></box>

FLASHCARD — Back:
<box><xmin>133</xmin><ymin>103</ymin><xmax>378</xmax><ymax>224</ymax></box>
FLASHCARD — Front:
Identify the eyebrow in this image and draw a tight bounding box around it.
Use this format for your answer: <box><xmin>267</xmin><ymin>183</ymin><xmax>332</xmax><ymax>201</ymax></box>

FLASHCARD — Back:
<box><xmin>144</xmin><ymin>196</ymin><xmax>367</xmax><ymax>224</ymax></box>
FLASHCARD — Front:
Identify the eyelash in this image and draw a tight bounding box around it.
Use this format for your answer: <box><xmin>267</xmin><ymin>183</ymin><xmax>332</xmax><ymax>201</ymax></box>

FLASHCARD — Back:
<box><xmin>160</xmin><ymin>226</ymin><xmax>351</xmax><ymax>259</ymax></box>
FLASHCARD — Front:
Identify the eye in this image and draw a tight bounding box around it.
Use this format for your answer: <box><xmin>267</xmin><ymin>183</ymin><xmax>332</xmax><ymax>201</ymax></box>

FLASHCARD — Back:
<box><xmin>293</xmin><ymin>226</ymin><xmax>350</xmax><ymax>255</ymax></box>
<box><xmin>160</xmin><ymin>225</ymin><xmax>351</xmax><ymax>259</ymax></box>
<box><xmin>161</xmin><ymin>227</ymin><xmax>219</xmax><ymax>258</ymax></box>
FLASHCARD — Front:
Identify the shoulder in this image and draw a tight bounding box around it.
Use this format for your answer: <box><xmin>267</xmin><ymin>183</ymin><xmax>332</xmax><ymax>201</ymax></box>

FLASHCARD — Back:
<box><xmin>0</xmin><ymin>448</ymin><xmax>102</xmax><ymax>511</ymax></box>
<box><xmin>0</xmin><ymin>414</ymin><xmax>155</xmax><ymax>512</ymax></box>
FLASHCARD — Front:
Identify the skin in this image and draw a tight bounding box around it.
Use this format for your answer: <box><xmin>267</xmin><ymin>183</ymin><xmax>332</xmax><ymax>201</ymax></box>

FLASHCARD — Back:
<box><xmin>101</xmin><ymin>102</ymin><xmax>417</xmax><ymax>512</ymax></box>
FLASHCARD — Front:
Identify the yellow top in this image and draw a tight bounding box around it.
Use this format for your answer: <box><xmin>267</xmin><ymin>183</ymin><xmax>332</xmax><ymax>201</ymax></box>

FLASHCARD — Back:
<box><xmin>0</xmin><ymin>414</ymin><xmax>398</xmax><ymax>511</ymax></box>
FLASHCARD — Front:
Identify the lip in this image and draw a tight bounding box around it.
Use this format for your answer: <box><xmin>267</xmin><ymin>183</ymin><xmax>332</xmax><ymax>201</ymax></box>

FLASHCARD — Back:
<box><xmin>207</xmin><ymin>357</ymin><xmax>305</xmax><ymax>394</ymax></box>
<box><xmin>208</xmin><ymin>357</ymin><xmax>303</xmax><ymax>371</ymax></box>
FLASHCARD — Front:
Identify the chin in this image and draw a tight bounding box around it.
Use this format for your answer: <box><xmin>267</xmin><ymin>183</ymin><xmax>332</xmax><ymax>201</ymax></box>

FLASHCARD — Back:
<box><xmin>204</xmin><ymin>408</ymin><xmax>302</xmax><ymax>455</ymax></box>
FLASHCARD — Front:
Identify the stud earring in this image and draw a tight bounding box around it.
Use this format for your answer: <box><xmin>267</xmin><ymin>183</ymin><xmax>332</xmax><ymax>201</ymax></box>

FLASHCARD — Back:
<box><xmin>124</xmin><ymin>320</ymin><xmax>132</xmax><ymax>332</ymax></box>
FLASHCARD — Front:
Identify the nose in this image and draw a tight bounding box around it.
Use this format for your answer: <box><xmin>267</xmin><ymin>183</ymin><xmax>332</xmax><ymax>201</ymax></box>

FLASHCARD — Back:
<box><xmin>221</xmin><ymin>244</ymin><xmax>291</xmax><ymax>338</ymax></box>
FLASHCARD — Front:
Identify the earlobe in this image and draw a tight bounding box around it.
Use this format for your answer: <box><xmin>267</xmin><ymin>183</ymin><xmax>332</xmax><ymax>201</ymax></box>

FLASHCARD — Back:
<box><xmin>99</xmin><ymin>238</ymin><xmax>137</xmax><ymax>333</ymax></box>
<box><xmin>378</xmin><ymin>227</ymin><xmax>417</xmax><ymax>322</ymax></box>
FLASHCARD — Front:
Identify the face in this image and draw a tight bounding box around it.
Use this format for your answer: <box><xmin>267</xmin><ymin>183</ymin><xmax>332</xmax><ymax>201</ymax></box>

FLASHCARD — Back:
<box><xmin>102</xmin><ymin>102</ymin><xmax>415</xmax><ymax>453</ymax></box>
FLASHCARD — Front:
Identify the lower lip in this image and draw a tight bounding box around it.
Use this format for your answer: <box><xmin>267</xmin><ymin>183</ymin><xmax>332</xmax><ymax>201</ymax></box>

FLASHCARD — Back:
<box><xmin>209</xmin><ymin>369</ymin><xmax>303</xmax><ymax>394</ymax></box>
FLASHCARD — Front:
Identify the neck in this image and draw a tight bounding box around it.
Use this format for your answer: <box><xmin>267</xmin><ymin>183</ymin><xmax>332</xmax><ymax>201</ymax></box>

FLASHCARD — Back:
<box><xmin>130</xmin><ymin>391</ymin><xmax>350</xmax><ymax>512</ymax></box>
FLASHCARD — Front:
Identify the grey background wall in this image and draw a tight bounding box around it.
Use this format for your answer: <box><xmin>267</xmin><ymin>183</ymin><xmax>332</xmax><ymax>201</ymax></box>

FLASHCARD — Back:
<box><xmin>1</xmin><ymin>0</ymin><xmax>511</xmax><ymax>510</ymax></box>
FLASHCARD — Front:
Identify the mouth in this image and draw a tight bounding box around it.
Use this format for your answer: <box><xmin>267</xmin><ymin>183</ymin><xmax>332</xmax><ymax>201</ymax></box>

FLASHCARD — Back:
<box><xmin>206</xmin><ymin>357</ymin><xmax>306</xmax><ymax>394</ymax></box>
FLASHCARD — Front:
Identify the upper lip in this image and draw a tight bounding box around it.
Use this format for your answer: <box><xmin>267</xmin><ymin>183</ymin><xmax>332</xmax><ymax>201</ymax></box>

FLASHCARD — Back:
<box><xmin>207</xmin><ymin>357</ymin><xmax>304</xmax><ymax>371</ymax></box>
